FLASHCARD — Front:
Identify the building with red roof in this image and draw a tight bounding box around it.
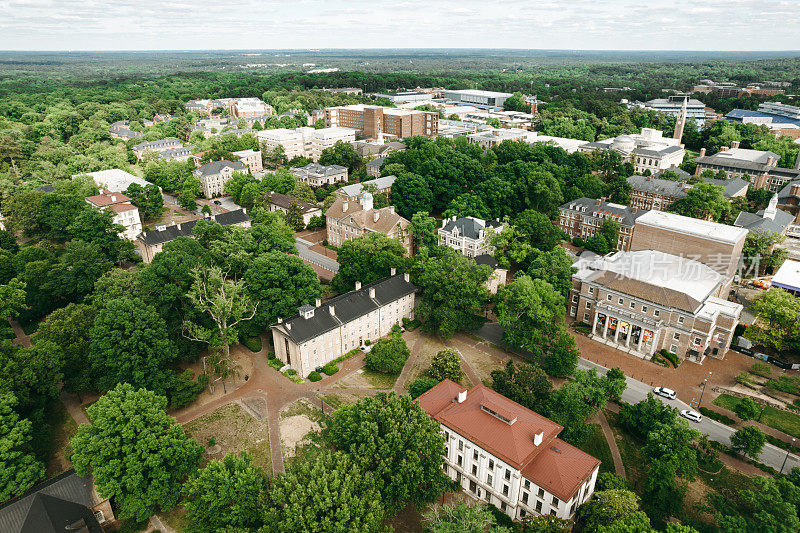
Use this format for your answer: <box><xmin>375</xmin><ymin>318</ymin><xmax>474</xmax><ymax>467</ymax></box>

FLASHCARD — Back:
<box><xmin>418</xmin><ymin>380</ymin><xmax>600</xmax><ymax>520</ymax></box>
<box><xmin>84</xmin><ymin>190</ymin><xmax>142</xmax><ymax>240</ymax></box>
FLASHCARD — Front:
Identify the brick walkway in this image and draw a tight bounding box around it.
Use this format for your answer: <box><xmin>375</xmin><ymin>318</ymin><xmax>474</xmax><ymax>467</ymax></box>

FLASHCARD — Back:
<box><xmin>595</xmin><ymin>411</ymin><xmax>626</xmax><ymax>477</ymax></box>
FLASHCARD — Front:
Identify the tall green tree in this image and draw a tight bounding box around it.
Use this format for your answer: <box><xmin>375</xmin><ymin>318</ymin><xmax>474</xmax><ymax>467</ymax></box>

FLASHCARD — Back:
<box><xmin>670</xmin><ymin>183</ymin><xmax>730</xmax><ymax>222</ymax></box>
<box><xmin>331</xmin><ymin>232</ymin><xmax>407</xmax><ymax>292</ymax></box>
<box><xmin>183</xmin><ymin>452</ymin><xmax>267</xmax><ymax>533</ymax></box>
<box><xmin>263</xmin><ymin>450</ymin><xmax>385</xmax><ymax>532</ymax></box>
<box><xmin>71</xmin><ymin>383</ymin><xmax>203</xmax><ymax>521</ymax></box>
<box><xmin>0</xmin><ymin>393</ymin><xmax>45</xmax><ymax>502</ymax></box>
<box><xmin>326</xmin><ymin>392</ymin><xmax>449</xmax><ymax>511</ymax></box>
<box><xmin>390</xmin><ymin>172</ymin><xmax>433</xmax><ymax>219</ymax></box>
<box><xmin>88</xmin><ymin>297</ymin><xmax>176</xmax><ymax>393</ymax></box>
<box><xmin>423</xmin><ymin>501</ymin><xmax>509</xmax><ymax>533</ymax></box>
<box><xmin>490</xmin><ymin>360</ymin><xmax>552</xmax><ymax>414</ymax></box>
<box><xmin>730</xmin><ymin>426</ymin><xmax>767</xmax><ymax>460</ymax></box>
<box><xmin>744</xmin><ymin>288</ymin><xmax>800</xmax><ymax>353</ymax></box>
<box><xmin>0</xmin><ymin>278</ymin><xmax>26</xmax><ymax>320</ymax></box>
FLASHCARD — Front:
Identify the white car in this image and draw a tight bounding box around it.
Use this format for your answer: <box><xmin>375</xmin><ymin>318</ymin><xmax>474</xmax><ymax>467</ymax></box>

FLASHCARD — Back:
<box><xmin>653</xmin><ymin>387</ymin><xmax>677</xmax><ymax>400</ymax></box>
<box><xmin>680</xmin><ymin>410</ymin><xmax>702</xmax><ymax>423</ymax></box>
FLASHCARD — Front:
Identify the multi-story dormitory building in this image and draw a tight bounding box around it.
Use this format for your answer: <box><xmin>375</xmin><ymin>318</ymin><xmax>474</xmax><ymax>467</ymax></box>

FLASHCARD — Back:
<box><xmin>694</xmin><ymin>143</ymin><xmax>800</xmax><ymax>193</ymax></box>
<box><xmin>270</xmin><ymin>273</ymin><xmax>417</xmax><ymax>377</ymax></box>
<box><xmin>558</xmin><ymin>198</ymin><xmax>646</xmax><ymax>251</ymax></box>
<box><xmin>419</xmin><ymin>380</ymin><xmax>600</xmax><ymax>520</ymax></box>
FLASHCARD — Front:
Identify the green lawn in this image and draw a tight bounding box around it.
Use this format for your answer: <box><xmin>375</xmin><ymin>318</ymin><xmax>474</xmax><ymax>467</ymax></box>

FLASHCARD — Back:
<box><xmin>362</xmin><ymin>369</ymin><xmax>399</xmax><ymax>389</ymax></box>
<box><xmin>713</xmin><ymin>393</ymin><xmax>800</xmax><ymax>438</ymax></box>
<box><xmin>576</xmin><ymin>423</ymin><xmax>615</xmax><ymax>474</ymax></box>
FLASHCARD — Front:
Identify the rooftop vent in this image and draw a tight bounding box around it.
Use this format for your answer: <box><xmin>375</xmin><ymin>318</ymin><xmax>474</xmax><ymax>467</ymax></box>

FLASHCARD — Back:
<box><xmin>480</xmin><ymin>403</ymin><xmax>517</xmax><ymax>425</ymax></box>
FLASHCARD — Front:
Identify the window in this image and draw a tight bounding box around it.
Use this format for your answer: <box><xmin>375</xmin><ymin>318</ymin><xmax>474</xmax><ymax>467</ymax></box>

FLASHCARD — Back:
<box><xmin>552</xmin><ymin>496</ymin><xmax>560</xmax><ymax>506</ymax></box>
<box><xmin>469</xmin><ymin>480</ymin><xmax>477</xmax><ymax>493</ymax></box>
<box><xmin>473</xmin><ymin>450</ymin><xmax>479</xmax><ymax>461</ymax></box>
<box><xmin>585</xmin><ymin>302</ymin><xmax>591</xmax><ymax>309</ymax></box>
<box><xmin>607</xmin><ymin>294</ymin><xmax>612</xmax><ymax>301</ymax></box>
<box><xmin>588</xmin><ymin>287</ymin><xmax>594</xmax><ymax>295</ymax></box>
<box><xmin>618</xmin><ymin>298</ymin><xmax>623</xmax><ymax>305</ymax></box>
<box><xmin>654</xmin><ymin>309</ymin><xmax>660</xmax><ymax>318</ymax></box>
<box><xmin>642</xmin><ymin>305</ymin><xmax>648</xmax><ymax>313</ymax></box>
<box><xmin>536</xmin><ymin>500</ymin><xmax>543</xmax><ymax>513</ymax></box>
<box><xmin>572</xmin><ymin>294</ymin><xmax>578</xmax><ymax>303</ymax></box>
<box><xmin>520</xmin><ymin>509</ymin><xmax>527</xmax><ymax>518</ymax></box>
<box><xmin>673</xmin><ymin>332</ymin><xmax>681</xmax><ymax>340</ymax></box>
<box><xmin>694</xmin><ymin>337</ymin><xmax>703</xmax><ymax>346</ymax></box>
<box><xmin>458</xmin><ymin>440</ymin><xmax>464</xmax><ymax>451</ymax></box>
<box><xmin>538</xmin><ymin>488</ymin><xmax>545</xmax><ymax>498</ymax></box>
<box><xmin>488</xmin><ymin>459</ymin><xmax>494</xmax><ymax>470</ymax></box>
<box><xmin>505</xmin><ymin>470</ymin><xmax>511</xmax><ymax>481</ymax></box>
<box><xmin>583</xmin><ymin>313</ymin><xmax>590</xmax><ymax>321</ymax></box>
<box><xmin>522</xmin><ymin>492</ymin><xmax>529</xmax><ymax>504</ymax></box>
<box><xmin>630</xmin><ymin>301</ymin><xmax>635</xmax><ymax>309</ymax></box>
<box><xmin>472</xmin><ymin>464</ymin><xmax>478</xmax><ymax>476</ymax></box>
<box><xmin>678</xmin><ymin>315</ymin><xmax>685</xmax><ymax>324</ymax></box>
<box><xmin>457</xmin><ymin>455</ymin><xmax>462</xmax><ymax>466</ymax></box>
<box><xmin>487</xmin><ymin>474</ymin><xmax>493</xmax><ymax>485</ymax></box>
<box><xmin>670</xmin><ymin>344</ymin><xmax>678</xmax><ymax>353</ymax></box>
<box><xmin>524</xmin><ymin>480</ymin><xmax>530</xmax><ymax>490</ymax></box>
<box><xmin>550</xmin><ymin>509</ymin><xmax>557</xmax><ymax>516</ymax></box>
<box><xmin>501</xmin><ymin>502</ymin><xmax>507</xmax><ymax>512</ymax></box>
<box><xmin>503</xmin><ymin>485</ymin><xmax>509</xmax><ymax>496</ymax></box>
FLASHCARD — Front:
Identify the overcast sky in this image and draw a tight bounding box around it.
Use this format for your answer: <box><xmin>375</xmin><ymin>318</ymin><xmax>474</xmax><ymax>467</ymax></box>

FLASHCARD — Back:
<box><xmin>1</xmin><ymin>0</ymin><xmax>798</xmax><ymax>51</ymax></box>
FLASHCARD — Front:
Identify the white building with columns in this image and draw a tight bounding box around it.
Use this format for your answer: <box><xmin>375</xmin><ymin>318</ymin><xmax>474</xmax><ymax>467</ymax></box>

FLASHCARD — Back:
<box><xmin>419</xmin><ymin>380</ymin><xmax>600</xmax><ymax>520</ymax></box>
<box><xmin>570</xmin><ymin>250</ymin><xmax>742</xmax><ymax>363</ymax></box>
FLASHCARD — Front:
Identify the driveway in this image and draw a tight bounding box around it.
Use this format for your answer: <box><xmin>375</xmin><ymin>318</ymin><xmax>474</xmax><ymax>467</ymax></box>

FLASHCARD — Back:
<box><xmin>473</xmin><ymin>322</ymin><xmax>800</xmax><ymax>474</ymax></box>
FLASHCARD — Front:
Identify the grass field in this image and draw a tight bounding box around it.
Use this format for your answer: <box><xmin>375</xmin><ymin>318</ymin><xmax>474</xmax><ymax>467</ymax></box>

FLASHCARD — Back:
<box><xmin>576</xmin><ymin>423</ymin><xmax>615</xmax><ymax>475</ymax></box>
<box><xmin>713</xmin><ymin>393</ymin><xmax>800</xmax><ymax>438</ymax></box>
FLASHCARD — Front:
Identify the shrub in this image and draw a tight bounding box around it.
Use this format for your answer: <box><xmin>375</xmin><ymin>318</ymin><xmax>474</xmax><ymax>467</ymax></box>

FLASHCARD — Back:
<box><xmin>429</xmin><ymin>349</ymin><xmax>464</xmax><ymax>383</ymax></box>
<box><xmin>365</xmin><ymin>334</ymin><xmax>410</xmax><ymax>374</ymax></box>
<box><xmin>650</xmin><ymin>353</ymin><xmax>669</xmax><ymax>367</ymax></box>
<box><xmin>308</xmin><ymin>371</ymin><xmax>322</xmax><ymax>382</ymax></box>
<box><xmin>286</xmin><ymin>369</ymin><xmax>298</xmax><ymax>376</ymax></box>
<box><xmin>333</xmin><ymin>348</ymin><xmax>361</xmax><ymax>364</ymax></box>
<box><xmin>402</xmin><ymin>317</ymin><xmax>421</xmax><ymax>331</ymax></box>
<box><xmin>736</xmin><ymin>371</ymin><xmax>754</xmax><ymax>386</ymax></box>
<box><xmin>207</xmin><ymin>437</ymin><xmax>215</xmax><ymax>447</ymax></box>
<box><xmin>267</xmin><ymin>351</ymin><xmax>276</xmax><ymax>360</ymax></box>
<box><xmin>268</xmin><ymin>358</ymin><xmax>284</xmax><ymax>371</ymax></box>
<box><xmin>572</xmin><ymin>236</ymin><xmax>586</xmax><ymax>247</ymax></box>
<box><xmin>766</xmin><ymin>376</ymin><xmax>800</xmax><ymax>395</ymax></box>
<box><xmin>242</xmin><ymin>336</ymin><xmax>262</xmax><ymax>352</ymax></box>
<box><xmin>659</xmin><ymin>349</ymin><xmax>680</xmax><ymax>368</ymax></box>
<box><xmin>169</xmin><ymin>370</ymin><xmax>209</xmax><ymax>409</ymax></box>
<box><xmin>751</xmin><ymin>362</ymin><xmax>771</xmax><ymax>377</ymax></box>
<box><xmin>322</xmin><ymin>363</ymin><xmax>339</xmax><ymax>376</ymax></box>
<box><xmin>409</xmin><ymin>377</ymin><xmax>439</xmax><ymax>399</ymax></box>
<box><xmin>596</xmin><ymin>472</ymin><xmax>629</xmax><ymax>491</ymax></box>
<box><xmin>699</xmin><ymin>406</ymin><xmax>735</xmax><ymax>425</ymax></box>
<box><xmin>364</xmin><ymin>339</ymin><xmax>371</xmax><ymax>346</ymax></box>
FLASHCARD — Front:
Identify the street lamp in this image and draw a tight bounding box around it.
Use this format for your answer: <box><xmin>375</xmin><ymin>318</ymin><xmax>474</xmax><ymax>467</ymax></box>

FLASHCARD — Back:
<box><xmin>697</xmin><ymin>371</ymin><xmax>713</xmax><ymax>409</ymax></box>
<box><xmin>782</xmin><ymin>438</ymin><xmax>796</xmax><ymax>474</ymax></box>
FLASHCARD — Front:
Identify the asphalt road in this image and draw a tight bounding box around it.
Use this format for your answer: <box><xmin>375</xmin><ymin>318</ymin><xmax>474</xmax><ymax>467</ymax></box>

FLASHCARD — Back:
<box><xmin>295</xmin><ymin>237</ymin><xmax>339</xmax><ymax>273</ymax></box>
<box><xmin>474</xmin><ymin>323</ymin><xmax>800</xmax><ymax>474</ymax></box>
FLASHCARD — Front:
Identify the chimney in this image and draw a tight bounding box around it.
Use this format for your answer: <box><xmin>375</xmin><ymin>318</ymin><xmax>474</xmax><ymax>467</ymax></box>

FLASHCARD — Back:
<box><xmin>390</xmin><ymin>267</ymin><xmax>396</xmax><ymax>276</ymax></box>
<box><xmin>286</xmin><ymin>323</ymin><xmax>291</xmax><ymax>330</ymax></box>
<box><xmin>631</xmin><ymin>207</ymin><xmax>637</xmax><ymax>213</ymax></box>
<box><xmin>720</xmin><ymin>146</ymin><xmax>729</xmax><ymax>152</ymax></box>
<box><xmin>329</xmin><ymin>304</ymin><xmax>335</xmax><ymax>315</ymax></box>
<box><xmin>110</xmin><ymin>195</ymin><xmax>117</xmax><ymax>202</ymax></box>
<box><xmin>177</xmin><ymin>223</ymin><xmax>181</xmax><ymax>231</ymax></box>
<box><xmin>403</xmin><ymin>273</ymin><xmax>410</xmax><ymax>282</ymax></box>
<box><xmin>646</xmin><ymin>176</ymin><xmax>652</xmax><ymax>181</ymax></box>
<box><xmin>767</xmin><ymin>156</ymin><xmax>776</xmax><ymax>166</ymax></box>
<box><xmin>457</xmin><ymin>390</ymin><xmax>467</xmax><ymax>403</ymax></box>
<box><xmin>534</xmin><ymin>431</ymin><xmax>544</xmax><ymax>446</ymax></box>
<box><xmin>343</xmin><ymin>200</ymin><xmax>349</xmax><ymax>212</ymax></box>
<box><xmin>315</xmin><ymin>298</ymin><xmax>321</xmax><ymax>307</ymax></box>
<box><xmin>791</xmin><ymin>184</ymin><xmax>800</xmax><ymax>196</ymax></box>
<box><xmin>369</xmin><ymin>287</ymin><xmax>375</xmax><ymax>298</ymax></box>
<box><xmin>373</xmin><ymin>211</ymin><xmax>379</xmax><ymax>223</ymax></box>
<box><xmin>595</xmin><ymin>198</ymin><xmax>602</xmax><ymax>206</ymax></box>
<box><xmin>278</xmin><ymin>317</ymin><xmax>283</xmax><ymax>323</ymax></box>
<box><xmin>355</xmin><ymin>281</ymin><xmax>362</xmax><ymax>290</ymax></box>
<box><xmin>700</xmin><ymin>148</ymin><xmax>706</xmax><ymax>157</ymax></box>
<box><xmin>389</xmin><ymin>206</ymin><xmax>395</xmax><ymax>214</ymax></box>
<box><xmin>731</xmin><ymin>140</ymin><xmax>740</xmax><ymax>149</ymax></box>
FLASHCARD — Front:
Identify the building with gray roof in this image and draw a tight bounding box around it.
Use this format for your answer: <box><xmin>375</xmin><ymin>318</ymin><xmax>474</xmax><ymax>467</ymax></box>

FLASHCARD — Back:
<box><xmin>192</xmin><ymin>160</ymin><xmax>247</xmax><ymax>198</ymax></box>
<box><xmin>270</xmin><ymin>273</ymin><xmax>418</xmax><ymax>377</ymax></box>
<box><xmin>558</xmin><ymin>198</ymin><xmax>647</xmax><ymax>250</ymax></box>
<box><xmin>291</xmin><ymin>163</ymin><xmax>348</xmax><ymax>187</ymax></box>
<box><xmin>438</xmin><ymin>216</ymin><xmax>503</xmax><ymax>258</ymax></box>
<box><xmin>336</xmin><ymin>175</ymin><xmax>397</xmax><ymax>200</ymax></box>
<box><xmin>694</xmin><ymin>143</ymin><xmax>800</xmax><ymax>193</ymax></box>
<box><xmin>733</xmin><ymin>196</ymin><xmax>795</xmax><ymax>236</ymax></box>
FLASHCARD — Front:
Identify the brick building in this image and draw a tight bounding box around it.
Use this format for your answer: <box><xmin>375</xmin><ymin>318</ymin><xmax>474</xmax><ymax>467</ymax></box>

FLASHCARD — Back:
<box><xmin>694</xmin><ymin>143</ymin><xmax>800</xmax><ymax>193</ymax></box>
<box><xmin>325</xmin><ymin>193</ymin><xmax>411</xmax><ymax>253</ymax></box>
<box><xmin>558</xmin><ymin>198</ymin><xmax>647</xmax><ymax>251</ymax></box>
<box><xmin>325</xmin><ymin>104</ymin><xmax>438</xmax><ymax>139</ymax></box>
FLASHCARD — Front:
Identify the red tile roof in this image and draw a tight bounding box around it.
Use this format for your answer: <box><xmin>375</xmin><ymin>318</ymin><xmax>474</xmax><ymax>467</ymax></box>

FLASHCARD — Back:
<box><xmin>85</xmin><ymin>191</ymin><xmax>131</xmax><ymax>207</ymax></box>
<box><xmin>109</xmin><ymin>203</ymin><xmax>138</xmax><ymax>213</ymax></box>
<box><xmin>522</xmin><ymin>438</ymin><xmax>600</xmax><ymax>502</ymax></box>
<box><xmin>418</xmin><ymin>380</ymin><xmax>599</xmax><ymax>502</ymax></box>
<box><xmin>418</xmin><ymin>381</ymin><xmax>562</xmax><ymax>468</ymax></box>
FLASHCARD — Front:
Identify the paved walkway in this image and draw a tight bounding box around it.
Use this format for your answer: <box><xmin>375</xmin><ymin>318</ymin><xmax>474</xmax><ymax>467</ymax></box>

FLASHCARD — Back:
<box><xmin>8</xmin><ymin>318</ymin><xmax>31</xmax><ymax>347</ymax></box>
<box><xmin>60</xmin><ymin>390</ymin><xmax>90</xmax><ymax>425</ymax></box>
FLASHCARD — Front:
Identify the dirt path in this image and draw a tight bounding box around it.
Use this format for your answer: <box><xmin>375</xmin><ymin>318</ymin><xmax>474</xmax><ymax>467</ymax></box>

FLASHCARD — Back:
<box><xmin>393</xmin><ymin>330</ymin><xmax>423</xmax><ymax>393</ymax></box>
<box><xmin>595</xmin><ymin>410</ymin><xmax>626</xmax><ymax>477</ymax></box>
<box><xmin>8</xmin><ymin>318</ymin><xmax>31</xmax><ymax>347</ymax></box>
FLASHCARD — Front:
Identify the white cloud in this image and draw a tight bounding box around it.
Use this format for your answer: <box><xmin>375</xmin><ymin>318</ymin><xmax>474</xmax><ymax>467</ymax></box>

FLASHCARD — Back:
<box><xmin>0</xmin><ymin>0</ymin><xmax>798</xmax><ymax>50</ymax></box>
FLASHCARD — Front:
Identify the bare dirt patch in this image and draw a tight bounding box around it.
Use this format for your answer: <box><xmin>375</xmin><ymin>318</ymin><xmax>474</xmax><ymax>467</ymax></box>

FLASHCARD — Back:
<box><xmin>447</xmin><ymin>337</ymin><xmax>507</xmax><ymax>385</ymax></box>
<box><xmin>320</xmin><ymin>392</ymin><xmax>363</xmax><ymax>410</ymax></box>
<box><xmin>330</xmin><ymin>368</ymin><xmax>397</xmax><ymax>389</ymax></box>
<box><xmin>184</xmin><ymin>402</ymin><xmax>271</xmax><ymax>470</ymax></box>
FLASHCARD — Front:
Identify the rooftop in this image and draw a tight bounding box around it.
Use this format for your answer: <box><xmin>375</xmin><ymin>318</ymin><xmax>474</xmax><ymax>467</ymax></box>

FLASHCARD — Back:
<box><xmin>337</xmin><ymin>175</ymin><xmax>397</xmax><ymax>197</ymax></box>
<box><xmin>634</xmin><ymin>210</ymin><xmax>748</xmax><ymax>245</ymax></box>
<box><xmin>268</xmin><ymin>192</ymin><xmax>320</xmax><ymax>214</ymax></box>
<box><xmin>440</xmin><ymin>216</ymin><xmax>502</xmax><ymax>240</ymax></box>
<box><xmin>445</xmin><ymin>89</ymin><xmax>513</xmax><ymax>98</ymax></box>
<box><xmin>573</xmin><ymin>250</ymin><xmax>726</xmax><ymax>314</ymax></box>
<box><xmin>193</xmin><ymin>160</ymin><xmax>246</xmax><ymax>177</ymax></box>
<box><xmin>772</xmin><ymin>260</ymin><xmax>800</xmax><ymax>293</ymax></box>
<box><xmin>270</xmin><ymin>274</ymin><xmax>417</xmax><ymax>344</ymax></box>
<box><xmin>71</xmin><ymin>169</ymin><xmax>151</xmax><ymax>194</ymax></box>
<box><xmin>138</xmin><ymin>209</ymin><xmax>250</xmax><ymax>246</ymax></box>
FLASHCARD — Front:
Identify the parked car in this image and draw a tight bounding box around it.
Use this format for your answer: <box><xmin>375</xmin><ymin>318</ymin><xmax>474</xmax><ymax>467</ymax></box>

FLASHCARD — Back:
<box><xmin>653</xmin><ymin>387</ymin><xmax>677</xmax><ymax>400</ymax></box>
<box><xmin>213</xmin><ymin>200</ymin><xmax>222</xmax><ymax>205</ymax></box>
<box><xmin>752</xmin><ymin>279</ymin><xmax>772</xmax><ymax>289</ymax></box>
<box><xmin>680</xmin><ymin>409</ymin><xmax>702</xmax><ymax>423</ymax></box>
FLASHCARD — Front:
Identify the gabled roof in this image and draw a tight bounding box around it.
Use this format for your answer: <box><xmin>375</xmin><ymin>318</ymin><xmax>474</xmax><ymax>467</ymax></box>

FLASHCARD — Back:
<box><xmin>268</xmin><ymin>192</ymin><xmax>320</xmax><ymax>214</ymax></box>
<box><xmin>0</xmin><ymin>470</ymin><xmax>101</xmax><ymax>533</ymax></box>
<box><xmin>560</xmin><ymin>197</ymin><xmax>647</xmax><ymax>227</ymax></box>
<box><xmin>440</xmin><ymin>217</ymin><xmax>502</xmax><ymax>240</ymax></box>
<box><xmin>734</xmin><ymin>208</ymin><xmax>794</xmax><ymax>234</ymax></box>
<box><xmin>193</xmin><ymin>160</ymin><xmax>246</xmax><ymax>177</ymax></box>
<box><xmin>337</xmin><ymin>175</ymin><xmax>397</xmax><ymax>197</ymax></box>
<box><xmin>291</xmin><ymin>163</ymin><xmax>348</xmax><ymax>177</ymax></box>
<box><xmin>702</xmin><ymin>177</ymin><xmax>750</xmax><ymax>198</ymax></box>
<box><xmin>138</xmin><ymin>209</ymin><xmax>250</xmax><ymax>246</ymax></box>
<box><xmin>627</xmin><ymin>175</ymin><xmax>689</xmax><ymax>197</ymax></box>
<box><xmin>522</xmin><ymin>438</ymin><xmax>601</xmax><ymax>502</ymax></box>
<box><xmin>270</xmin><ymin>274</ymin><xmax>417</xmax><ymax>344</ymax></box>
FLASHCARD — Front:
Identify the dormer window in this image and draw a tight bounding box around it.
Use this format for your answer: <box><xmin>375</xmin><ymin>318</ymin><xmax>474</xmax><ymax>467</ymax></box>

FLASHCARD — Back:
<box><xmin>298</xmin><ymin>304</ymin><xmax>315</xmax><ymax>319</ymax></box>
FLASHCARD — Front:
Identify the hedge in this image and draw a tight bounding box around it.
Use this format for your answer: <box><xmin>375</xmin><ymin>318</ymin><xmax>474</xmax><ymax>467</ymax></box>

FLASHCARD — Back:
<box><xmin>699</xmin><ymin>406</ymin><xmax>735</xmax><ymax>425</ymax></box>
<box><xmin>659</xmin><ymin>349</ymin><xmax>680</xmax><ymax>368</ymax></box>
<box><xmin>333</xmin><ymin>347</ymin><xmax>361</xmax><ymax>364</ymax></box>
<box><xmin>268</xmin><ymin>358</ymin><xmax>284</xmax><ymax>371</ymax></box>
<box><xmin>308</xmin><ymin>371</ymin><xmax>322</xmax><ymax>382</ymax></box>
<box><xmin>242</xmin><ymin>336</ymin><xmax>262</xmax><ymax>352</ymax></box>
<box><xmin>322</xmin><ymin>363</ymin><xmax>339</xmax><ymax>376</ymax></box>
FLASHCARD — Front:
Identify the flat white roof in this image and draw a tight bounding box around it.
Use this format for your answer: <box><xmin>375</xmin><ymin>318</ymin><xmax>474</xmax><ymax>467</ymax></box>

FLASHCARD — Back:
<box><xmin>635</xmin><ymin>210</ymin><xmax>748</xmax><ymax>245</ymax></box>
<box><xmin>772</xmin><ymin>259</ymin><xmax>800</xmax><ymax>292</ymax></box>
<box><xmin>71</xmin><ymin>169</ymin><xmax>151</xmax><ymax>193</ymax></box>
<box><xmin>446</xmin><ymin>89</ymin><xmax>513</xmax><ymax>98</ymax></box>
<box><xmin>715</xmin><ymin>148</ymin><xmax>779</xmax><ymax>164</ymax></box>
<box><xmin>574</xmin><ymin>250</ymin><xmax>724</xmax><ymax>302</ymax></box>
